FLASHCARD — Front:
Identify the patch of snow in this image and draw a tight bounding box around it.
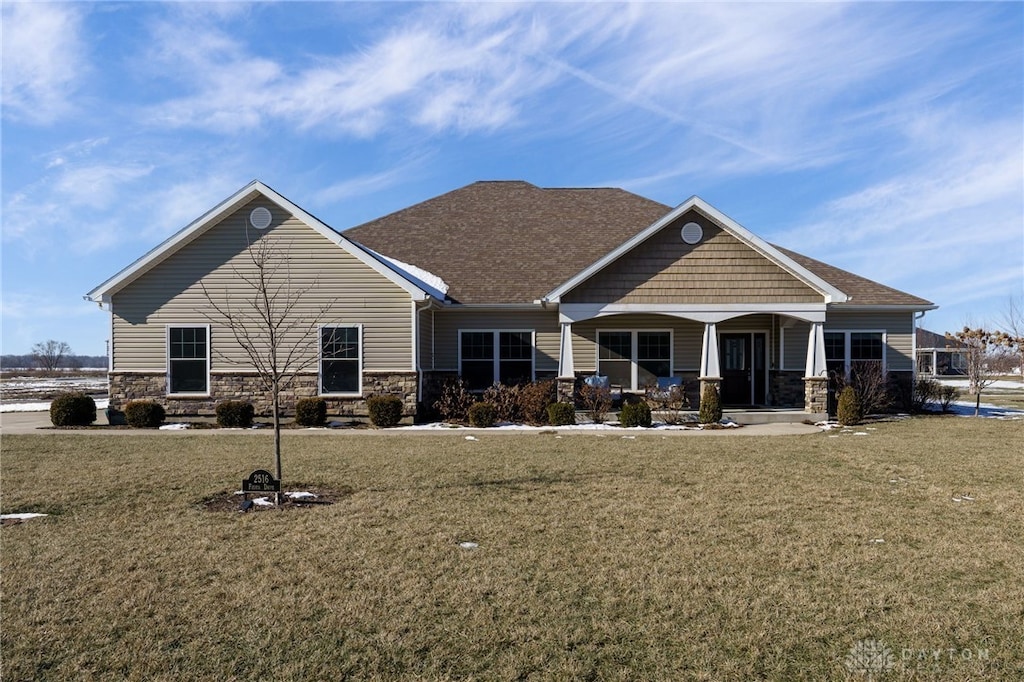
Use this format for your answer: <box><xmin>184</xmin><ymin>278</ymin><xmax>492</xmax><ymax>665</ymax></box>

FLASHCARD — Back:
<box><xmin>251</xmin><ymin>497</ymin><xmax>274</xmax><ymax>507</ymax></box>
<box><xmin>0</xmin><ymin>398</ymin><xmax>110</xmax><ymax>413</ymax></box>
<box><xmin>1</xmin><ymin>512</ymin><xmax>48</xmax><ymax>521</ymax></box>
<box><xmin>159</xmin><ymin>423</ymin><xmax>189</xmax><ymax>430</ymax></box>
<box><xmin>464</xmin><ymin>435</ymin><xmax>478</xmax><ymax>441</ymax></box>
<box><xmin>458</xmin><ymin>542</ymin><xmax>479</xmax><ymax>549</ymax></box>
<box><xmin>870</xmin><ymin>538</ymin><xmax>885</xmax><ymax>544</ymax></box>
<box><xmin>286</xmin><ymin>491</ymin><xmax>317</xmax><ymax>500</ymax></box>
<box><xmin>366</xmin><ymin>249</ymin><xmax>449</xmax><ymax>298</ymax></box>
<box><xmin>938</xmin><ymin>379</ymin><xmax>1024</xmax><ymax>390</ymax></box>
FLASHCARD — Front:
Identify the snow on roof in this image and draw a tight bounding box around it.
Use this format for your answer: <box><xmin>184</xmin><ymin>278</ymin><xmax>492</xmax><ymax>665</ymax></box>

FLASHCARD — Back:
<box><xmin>366</xmin><ymin>249</ymin><xmax>449</xmax><ymax>300</ymax></box>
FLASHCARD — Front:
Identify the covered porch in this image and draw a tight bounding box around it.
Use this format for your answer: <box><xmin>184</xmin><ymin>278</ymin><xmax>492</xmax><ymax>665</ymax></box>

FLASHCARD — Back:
<box><xmin>553</xmin><ymin>305</ymin><xmax>830</xmax><ymax>414</ymax></box>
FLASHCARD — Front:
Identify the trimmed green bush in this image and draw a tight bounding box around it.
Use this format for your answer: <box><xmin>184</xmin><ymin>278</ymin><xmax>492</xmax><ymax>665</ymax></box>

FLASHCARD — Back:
<box><xmin>49</xmin><ymin>392</ymin><xmax>97</xmax><ymax>426</ymax></box>
<box><xmin>468</xmin><ymin>401</ymin><xmax>497</xmax><ymax>428</ymax></box>
<box><xmin>546</xmin><ymin>401</ymin><xmax>576</xmax><ymax>426</ymax></box>
<box><xmin>698</xmin><ymin>384</ymin><xmax>723</xmax><ymax>425</ymax></box>
<box><xmin>367</xmin><ymin>394</ymin><xmax>404</xmax><ymax>428</ymax></box>
<box><xmin>216</xmin><ymin>400</ymin><xmax>254</xmax><ymax>428</ymax></box>
<box><xmin>124</xmin><ymin>400</ymin><xmax>165</xmax><ymax>428</ymax></box>
<box><xmin>619</xmin><ymin>401</ymin><xmax>652</xmax><ymax>428</ymax></box>
<box><xmin>837</xmin><ymin>385</ymin><xmax>862</xmax><ymax>426</ymax></box>
<box><xmin>295</xmin><ymin>397</ymin><xmax>327</xmax><ymax>427</ymax></box>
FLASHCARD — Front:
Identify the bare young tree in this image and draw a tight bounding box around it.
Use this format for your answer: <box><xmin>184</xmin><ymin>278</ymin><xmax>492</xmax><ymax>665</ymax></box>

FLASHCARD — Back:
<box><xmin>31</xmin><ymin>340</ymin><xmax>72</xmax><ymax>374</ymax></box>
<box><xmin>997</xmin><ymin>294</ymin><xmax>1024</xmax><ymax>381</ymax></box>
<box><xmin>200</xmin><ymin>230</ymin><xmax>334</xmax><ymax>501</ymax></box>
<box><xmin>945</xmin><ymin>326</ymin><xmax>1015</xmax><ymax>416</ymax></box>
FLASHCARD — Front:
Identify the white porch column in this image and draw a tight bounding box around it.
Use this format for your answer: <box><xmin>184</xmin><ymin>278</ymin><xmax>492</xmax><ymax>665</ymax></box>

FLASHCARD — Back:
<box><xmin>558</xmin><ymin>322</ymin><xmax>575</xmax><ymax>378</ymax></box>
<box><xmin>804</xmin><ymin>322</ymin><xmax>827</xmax><ymax>378</ymax></box>
<box><xmin>700</xmin><ymin>322</ymin><xmax>721</xmax><ymax>379</ymax></box>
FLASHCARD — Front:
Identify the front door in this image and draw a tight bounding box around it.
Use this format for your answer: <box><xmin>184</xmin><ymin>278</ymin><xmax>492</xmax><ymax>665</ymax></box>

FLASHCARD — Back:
<box><xmin>720</xmin><ymin>333</ymin><xmax>767</xmax><ymax>406</ymax></box>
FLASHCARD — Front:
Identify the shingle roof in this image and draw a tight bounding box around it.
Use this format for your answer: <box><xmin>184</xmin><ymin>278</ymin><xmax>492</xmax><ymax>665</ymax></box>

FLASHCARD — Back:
<box><xmin>774</xmin><ymin>246</ymin><xmax>933</xmax><ymax>307</ymax></box>
<box><xmin>345</xmin><ymin>180</ymin><xmax>933</xmax><ymax>308</ymax></box>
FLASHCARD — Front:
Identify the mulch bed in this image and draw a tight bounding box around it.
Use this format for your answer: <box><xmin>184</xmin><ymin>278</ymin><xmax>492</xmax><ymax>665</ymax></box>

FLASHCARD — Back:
<box><xmin>199</xmin><ymin>485</ymin><xmax>355</xmax><ymax>513</ymax></box>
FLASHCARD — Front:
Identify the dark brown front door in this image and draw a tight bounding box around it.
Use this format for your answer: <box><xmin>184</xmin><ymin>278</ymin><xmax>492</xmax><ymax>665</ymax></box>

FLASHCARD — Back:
<box><xmin>720</xmin><ymin>333</ymin><xmax>767</xmax><ymax>406</ymax></box>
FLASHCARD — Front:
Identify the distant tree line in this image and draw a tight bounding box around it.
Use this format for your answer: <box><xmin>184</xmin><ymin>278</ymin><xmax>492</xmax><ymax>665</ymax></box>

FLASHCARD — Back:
<box><xmin>1</xmin><ymin>339</ymin><xmax>106</xmax><ymax>371</ymax></box>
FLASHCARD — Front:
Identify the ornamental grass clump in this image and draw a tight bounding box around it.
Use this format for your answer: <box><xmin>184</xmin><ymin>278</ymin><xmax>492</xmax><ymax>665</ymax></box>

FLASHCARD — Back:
<box><xmin>367</xmin><ymin>394</ymin><xmax>404</xmax><ymax>428</ymax></box>
<box><xmin>124</xmin><ymin>400</ymin><xmax>165</xmax><ymax>428</ymax></box>
<box><xmin>215</xmin><ymin>400</ymin><xmax>255</xmax><ymax>428</ymax></box>
<box><xmin>49</xmin><ymin>392</ymin><xmax>97</xmax><ymax>427</ymax></box>
<box><xmin>698</xmin><ymin>384</ymin><xmax>722</xmax><ymax>425</ymax></box>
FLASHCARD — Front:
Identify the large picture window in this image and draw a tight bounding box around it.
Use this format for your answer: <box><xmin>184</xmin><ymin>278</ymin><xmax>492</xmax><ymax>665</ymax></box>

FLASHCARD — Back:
<box><xmin>321</xmin><ymin>326</ymin><xmax>361</xmax><ymax>394</ymax></box>
<box><xmin>597</xmin><ymin>330</ymin><xmax>672</xmax><ymax>390</ymax></box>
<box><xmin>825</xmin><ymin>330</ymin><xmax>885</xmax><ymax>377</ymax></box>
<box><xmin>168</xmin><ymin>325</ymin><xmax>209</xmax><ymax>394</ymax></box>
<box><xmin>459</xmin><ymin>330</ymin><xmax>534</xmax><ymax>390</ymax></box>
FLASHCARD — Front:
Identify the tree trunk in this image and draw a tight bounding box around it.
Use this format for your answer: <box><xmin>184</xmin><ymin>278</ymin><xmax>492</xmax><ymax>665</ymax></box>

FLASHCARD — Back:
<box><xmin>974</xmin><ymin>392</ymin><xmax>981</xmax><ymax>417</ymax></box>
<box><xmin>273</xmin><ymin>385</ymin><xmax>282</xmax><ymax>505</ymax></box>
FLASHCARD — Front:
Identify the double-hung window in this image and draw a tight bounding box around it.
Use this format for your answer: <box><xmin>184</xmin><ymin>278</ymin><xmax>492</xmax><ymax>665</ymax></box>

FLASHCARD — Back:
<box><xmin>459</xmin><ymin>330</ymin><xmax>534</xmax><ymax>390</ymax></box>
<box><xmin>597</xmin><ymin>330</ymin><xmax>672</xmax><ymax>390</ymax></box>
<box><xmin>321</xmin><ymin>325</ymin><xmax>361</xmax><ymax>394</ymax></box>
<box><xmin>167</xmin><ymin>325</ymin><xmax>209</xmax><ymax>394</ymax></box>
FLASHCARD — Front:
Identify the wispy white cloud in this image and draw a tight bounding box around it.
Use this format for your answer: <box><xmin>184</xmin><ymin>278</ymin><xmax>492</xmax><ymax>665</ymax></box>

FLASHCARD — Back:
<box><xmin>1</xmin><ymin>3</ymin><xmax>87</xmax><ymax>124</ymax></box>
<box><xmin>312</xmin><ymin>153</ymin><xmax>434</xmax><ymax>207</ymax></box>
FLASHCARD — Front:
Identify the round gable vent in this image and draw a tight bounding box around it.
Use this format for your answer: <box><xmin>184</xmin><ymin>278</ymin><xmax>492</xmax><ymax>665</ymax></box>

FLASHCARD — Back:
<box><xmin>681</xmin><ymin>221</ymin><xmax>703</xmax><ymax>245</ymax></box>
<box><xmin>249</xmin><ymin>206</ymin><xmax>272</xmax><ymax>230</ymax></box>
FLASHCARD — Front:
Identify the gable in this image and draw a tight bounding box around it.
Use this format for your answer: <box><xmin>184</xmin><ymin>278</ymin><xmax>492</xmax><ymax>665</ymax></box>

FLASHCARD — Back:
<box><xmin>562</xmin><ymin>211</ymin><xmax>824</xmax><ymax>305</ymax></box>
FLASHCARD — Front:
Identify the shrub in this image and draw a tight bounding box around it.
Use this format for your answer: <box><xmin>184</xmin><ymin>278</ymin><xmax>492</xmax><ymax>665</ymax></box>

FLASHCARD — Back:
<box><xmin>124</xmin><ymin>400</ymin><xmax>165</xmax><ymax>428</ymax></box>
<box><xmin>434</xmin><ymin>378</ymin><xmax>475</xmax><ymax>423</ymax></box>
<box><xmin>295</xmin><ymin>397</ymin><xmax>327</xmax><ymax>427</ymax></box>
<box><xmin>913</xmin><ymin>378</ymin><xmax>940</xmax><ymax>413</ymax></box>
<box><xmin>837</xmin><ymin>385</ymin><xmax>862</xmax><ymax>426</ymax></box>
<box><xmin>938</xmin><ymin>385</ymin><xmax>960</xmax><ymax>413</ymax></box>
<box><xmin>645</xmin><ymin>381</ymin><xmax>690</xmax><ymax>424</ymax></box>
<box><xmin>579</xmin><ymin>382</ymin><xmax>612</xmax><ymax>424</ymax></box>
<box><xmin>849</xmin><ymin>363</ymin><xmax>892</xmax><ymax>415</ymax></box>
<box><xmin>619</xmin><ymin>401</ymin><xmax>652</xmax><ymax>428</ymax></box>
<box><xmin>468</xmin><ymin>401</ymin><xmax>497</xmax><ymax>428</ymax></box>
<box><xmin>546</xmin><ymin>401</ymin><xmax>576</xmax><ymax>426</ymax></box>
<box><xmin>518</xmin><ymin>380</ymin><xmax>556</xmax><ymax>425</ymax></box>
<box><xmin>216</xmin><ymin>400</ymin><xmax>254</xmax><ymax>428</ymax></box>
<box><xmin>483</xmin><ymin>383</ymin><xmax>522</xmax><ymax>423</ymax></box>
<box><xmin>698</xmin><ymin>384</ymin><xmax>722</xmax><ymax>425</ymax></box>
<box><xmin>367</xmin><ymin>394</ymin><xmax>404</xmax><ymax>428</ymax></box>
<box><xmin>49</xmin><ymin>392</ymin><xmax>96</xmax><ymax>426</ymax></box>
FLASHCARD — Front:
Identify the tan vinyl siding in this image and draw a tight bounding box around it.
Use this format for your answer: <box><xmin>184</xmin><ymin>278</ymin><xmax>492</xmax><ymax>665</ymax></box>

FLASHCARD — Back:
<box><xmin>431</xmin><ymin>309</ymin><xmax>560</xmax><ymax>374</ymax></box>
<box><xmin>419</xmin><ymin>307</ymin><xmax>435</xmax><ymax>371</ymax></box>
<box><xmin>570</xmin><ymin>314</ymin><xmax>705</xmax><ymax>373</ymax></box>
<box><xmin>826</xmin><ymin>311</ymin><xmax>914</xmax><ymax>371</ymax></box>
<box><xmin>110</xmin><ymin>199</ymin><xmax>413</xmax><ymax>374</ymax></box>
<box><xmin>781</xmin><ymin>321</ymin><xmax>811</xmax><ymax>371</ymax></box>
<box><xmin>563</xmin><ymin>213</ymin><xmax>823</xmax><ymax>305</ymax></box>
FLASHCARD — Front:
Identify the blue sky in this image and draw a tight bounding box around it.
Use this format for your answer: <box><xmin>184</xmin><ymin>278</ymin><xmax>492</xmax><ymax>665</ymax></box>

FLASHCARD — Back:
<box><xmin>2</xmin><ymin>1</ymin><xmax>1022</xmax><ymax>356</ymax></box>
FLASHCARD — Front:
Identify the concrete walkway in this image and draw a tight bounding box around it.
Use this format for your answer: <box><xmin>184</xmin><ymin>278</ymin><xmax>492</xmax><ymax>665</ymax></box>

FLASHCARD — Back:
<box><xmin>0</xmin><ymin>410</ymin><xmax>823</xmax><ymax>436</ymax></box>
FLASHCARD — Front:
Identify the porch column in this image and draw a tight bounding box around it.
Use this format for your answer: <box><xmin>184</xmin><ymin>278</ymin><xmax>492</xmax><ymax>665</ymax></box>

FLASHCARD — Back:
<box><xmin>699</xmin><ymin>322</ymin><xmax>721</xmax><ymax>379</ymax></box>
<box><xmin>557</xmin><ymin>322</ymin><xmax>576</xmax><ymax>403</ymax></box>
<box><xmin>803</xmin><ymin>322</ymin><xmax>828</xmax><ymax>414</ymax></box>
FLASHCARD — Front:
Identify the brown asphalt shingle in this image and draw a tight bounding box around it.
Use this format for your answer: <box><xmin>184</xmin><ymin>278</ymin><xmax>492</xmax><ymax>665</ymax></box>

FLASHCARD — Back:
<box><xmin>345</xmin><ymin>180</ymin><xmax>932</xmax><ymax>308</ymax></box>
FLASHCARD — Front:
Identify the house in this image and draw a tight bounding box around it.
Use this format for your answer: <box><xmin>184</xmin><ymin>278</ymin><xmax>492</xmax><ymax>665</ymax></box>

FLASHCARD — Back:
<box><xmin>85</xmin><ymin>180</ymin><xmax>936</xmax><ymax>419</ymax></box>
<box><xmin>916</xmin><ymin>328</ymin><xmax>967</xmax><ymax>377</ymax></box>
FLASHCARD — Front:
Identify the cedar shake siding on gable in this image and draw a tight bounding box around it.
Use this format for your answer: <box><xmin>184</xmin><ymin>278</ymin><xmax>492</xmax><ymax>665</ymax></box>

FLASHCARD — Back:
<box><xmin>110</xmin><ymin>199</ymin><xmax>414</xmax><ymax>373</ymax></box>
<box><xmin>345</xmin><ymin>181</ymin><xmax>670</xmax><ymax>304</ymax></box>
<box><xmin>563</xmin><ymin>214</ymin><xmax>823</xmax><ymax>305</ymax></box>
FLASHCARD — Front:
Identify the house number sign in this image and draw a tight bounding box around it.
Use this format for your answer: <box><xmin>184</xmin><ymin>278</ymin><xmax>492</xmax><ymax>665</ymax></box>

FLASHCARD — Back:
<box><xmin>242</xmin><ymin>469</ymin><xmax>280</xmax><ymax>493</ymax></box>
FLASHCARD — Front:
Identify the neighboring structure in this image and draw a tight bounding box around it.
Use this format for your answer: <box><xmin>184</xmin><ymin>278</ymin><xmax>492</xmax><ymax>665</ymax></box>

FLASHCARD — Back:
<box><xmin>916</xmin><ymin>328</ymin><xmax>967</xmax><ymax>377</ymax></box>
<box><xmin>86</xmin><ymin>180</ymin><xmax>936</xmax><ymax>418</ymax></box>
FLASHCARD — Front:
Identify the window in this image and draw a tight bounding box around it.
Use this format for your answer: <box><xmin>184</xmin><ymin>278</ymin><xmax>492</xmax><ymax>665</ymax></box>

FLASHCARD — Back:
<box><xmin>321</xmin><ymin>326</ymin><xmax>361</xmax><ymax>394</ymax></box>
<box><xmin>168</xmin><ymin>326</ymin><xmax>209</xmax><ymax>394</ymax></box>
<box><xmin>459</xmin><ymin>330</ymin><xmax>535</xmax><ymax>390</ymax></box>
<box><xmin>597</xmin><ymin>330</ymin><xmax>672</xmax><ymax>390</ymax></box>
<box><xmin>825</xmin><ymin>331</ymin><xmax>885</xmax><ymax>376</ymax></box>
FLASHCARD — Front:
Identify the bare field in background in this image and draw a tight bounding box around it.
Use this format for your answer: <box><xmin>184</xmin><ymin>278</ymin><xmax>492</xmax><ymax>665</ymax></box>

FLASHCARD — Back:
<box><xmin>2</xmin><ymin>418</ymin><xmax>1022</xmax><ymax>680</ymax></box>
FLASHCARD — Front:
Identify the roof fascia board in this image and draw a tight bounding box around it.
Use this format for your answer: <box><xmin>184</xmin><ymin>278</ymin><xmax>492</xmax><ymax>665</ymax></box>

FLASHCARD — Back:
<box><xmin>544</xmin><ymin>196</ymin><xmax>849</xmax><ymax>304</ymax></box>
<box><xmin>86</xmin><ymin>180</ymin><xmax>429</xmax><ymax>302</ymax></box>
<box><xmin>829</xmin><ymin>304</ymin><xmax>938</xmax><ymax>312</ymax></box>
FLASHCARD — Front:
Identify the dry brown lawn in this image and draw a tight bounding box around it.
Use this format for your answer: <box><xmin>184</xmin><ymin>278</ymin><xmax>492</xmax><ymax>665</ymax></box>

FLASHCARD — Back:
<box><xmin>2</xmin><ymin>417</ymin><xmax>1022</xmax><ymax>680</ymax></box>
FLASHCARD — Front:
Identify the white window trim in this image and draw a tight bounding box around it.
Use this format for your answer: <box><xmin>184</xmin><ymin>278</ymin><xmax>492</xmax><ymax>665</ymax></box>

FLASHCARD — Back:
<box><xmin>595</xmin><ymin>329</ymin><xmax>674</xmax><ymax>391</ymax></box>
<box><xmin>458</xmin><ymin>329</ymin><xmax>536</xmax><ymax>388</ymax></box>
<box><xmin>319</xmin><ymin>324</ymin><xmax>363</xmax><ymax>396</ymax></box>
<box><xmin>166</xmin><ymin>324</ymin><xmax>211</xmax><ymax>396</ymax></box>
<box><xmin>825</xmin><ymin>329</ymin><xmax>888</xmax><ymax>375</ymax></box>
